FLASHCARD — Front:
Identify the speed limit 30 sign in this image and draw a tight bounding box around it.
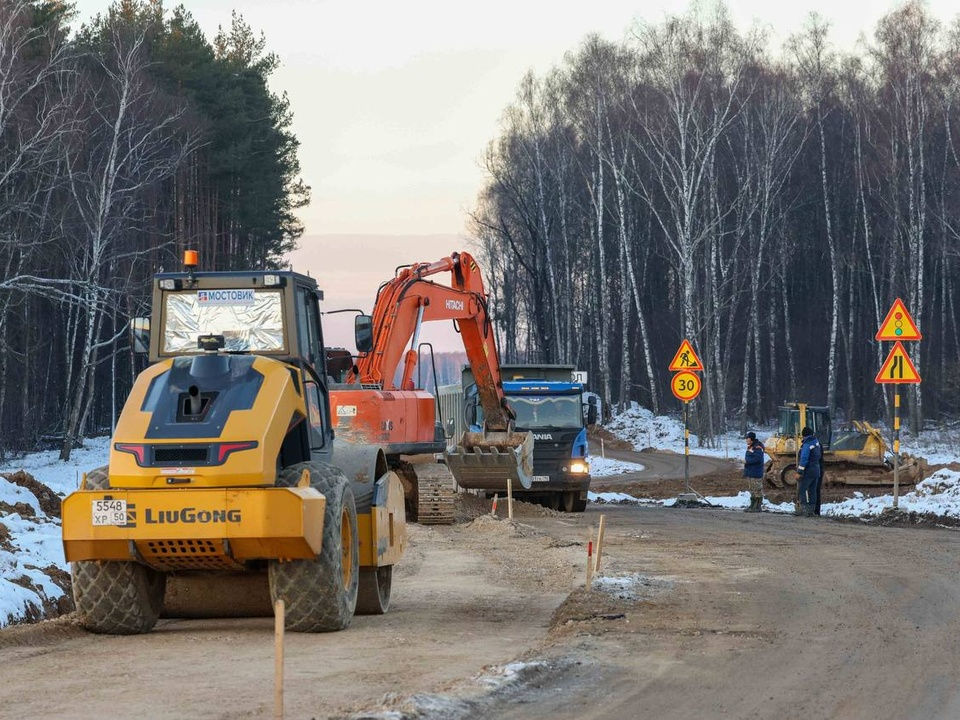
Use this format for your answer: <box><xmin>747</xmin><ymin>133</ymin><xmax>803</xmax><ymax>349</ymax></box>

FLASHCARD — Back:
<box><xmin>671</xmin><ymin>370</ymin><xmax>702</xmax><ymax>402</ymax></box>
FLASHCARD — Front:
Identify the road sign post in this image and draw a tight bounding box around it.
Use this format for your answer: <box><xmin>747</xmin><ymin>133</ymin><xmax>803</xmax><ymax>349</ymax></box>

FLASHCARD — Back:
<box><xmin>669</xmin><ymin>342</ymin><xmax>704</xmax><ymax>498</ymax></box>
<box><xmin>875</xmin><ymin>300</ymin><xmax>922</xmax><ymax>509</ymax></box>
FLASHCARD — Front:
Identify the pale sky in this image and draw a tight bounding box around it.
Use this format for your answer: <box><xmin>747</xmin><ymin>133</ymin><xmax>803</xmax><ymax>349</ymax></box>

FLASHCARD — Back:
<box><xmin>69</xmin><ymin>0</ymin><xmax>960</xmax><ymax>239</ymax></box>
<box><xmin>70</xmin><ymin>0</ymin><xmax>960</xmax><ymax>350</ymax></box>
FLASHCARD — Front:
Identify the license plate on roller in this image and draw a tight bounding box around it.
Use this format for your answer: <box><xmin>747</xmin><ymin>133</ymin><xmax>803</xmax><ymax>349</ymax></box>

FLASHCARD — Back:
<box><xmin>92</xmin><ymin>499</ymin><xmax>127</xmax><ymax>526</ymax></box>
<box><xmin>532</xmin><ymin>475</ymin><xmax>550</xmax><ymax>483</ymax></box>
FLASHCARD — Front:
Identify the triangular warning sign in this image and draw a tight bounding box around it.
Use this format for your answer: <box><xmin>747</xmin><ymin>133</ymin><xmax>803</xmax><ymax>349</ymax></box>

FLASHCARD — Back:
<box><xmin>875</xmin><ymin>342</ymin><xmax>921</xmax><ymax>384</ymax></box>
<box><xmin>668</xmin><ymin>339</ymin><xmax>704</xmax><ymax>371</ymax></box>
<box><xmin>876</xmin><ymin>298</ymin><xmax>922</xmax><ymax>341</ymax></box>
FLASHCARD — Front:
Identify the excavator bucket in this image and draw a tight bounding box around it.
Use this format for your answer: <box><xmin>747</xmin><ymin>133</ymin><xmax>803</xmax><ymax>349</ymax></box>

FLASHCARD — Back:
<box><xmin>444</xmin><ymin>427</ymin><xmax>535</xmax><ymax>491</ymax></box>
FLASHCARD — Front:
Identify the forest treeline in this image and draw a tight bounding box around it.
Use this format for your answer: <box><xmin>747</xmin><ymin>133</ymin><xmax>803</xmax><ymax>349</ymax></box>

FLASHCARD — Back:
<box><xmin>0</xmin><ymin>0</ymin><xmax>307</xmax><ymax>458</ymax></box>
<box><xmin>471</xmin><ymin>0</ymin><xmax>960</xmax><ymax>439</ymax></box>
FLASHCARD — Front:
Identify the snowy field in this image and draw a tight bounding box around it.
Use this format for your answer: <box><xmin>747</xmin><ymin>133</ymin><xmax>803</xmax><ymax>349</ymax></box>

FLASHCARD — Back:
<box><xmin>2</xmin><ymin>405</ymin><xmax>960</xmax><ymax>627</ymax></box>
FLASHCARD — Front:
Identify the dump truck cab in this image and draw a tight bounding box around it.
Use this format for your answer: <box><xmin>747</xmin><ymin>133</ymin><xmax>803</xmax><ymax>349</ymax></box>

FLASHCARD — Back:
<box><xmin>461</xmin><ymin>364</ymin><xmax>597</xmax><ymax>512</ymax></box>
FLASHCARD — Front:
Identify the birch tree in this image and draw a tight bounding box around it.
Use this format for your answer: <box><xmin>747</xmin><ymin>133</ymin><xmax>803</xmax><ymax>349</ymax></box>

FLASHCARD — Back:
<box><xmin>0</xmin><ymin>1</ymin><xmax>74</xmax><ymax>454</ymax></box>
<box><xmin>627</xmin><ymin>4</ymin><xmax>759</xmax><ymax>432</ymax></box>
<box><xmin>59</xmin><ymin>9</ymin><xmax>196</xmax><ymax>459</ymax></box>
<box><xmin>870</xmin><ymin>1</ymin><xmax>939</xmax><ymax>432</ymax></box>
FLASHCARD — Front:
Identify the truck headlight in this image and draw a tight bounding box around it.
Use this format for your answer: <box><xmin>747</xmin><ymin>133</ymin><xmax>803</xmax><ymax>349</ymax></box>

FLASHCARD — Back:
<box><xmin>569</xmin><ymin>461</ymin><xmax>589</xmax><ymax>474</ymax></box>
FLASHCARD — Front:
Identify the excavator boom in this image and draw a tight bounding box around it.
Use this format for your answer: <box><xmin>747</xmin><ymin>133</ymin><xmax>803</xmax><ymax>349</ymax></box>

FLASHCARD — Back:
<box><xmin>353</xmin><ymin>253</ymin><xmax>511</xmax><ymax>430</ymax></box>
<box><xmin>333</xmin><ymin>252</ymin><xmax>534</xmax><ymax>513</ymax></box>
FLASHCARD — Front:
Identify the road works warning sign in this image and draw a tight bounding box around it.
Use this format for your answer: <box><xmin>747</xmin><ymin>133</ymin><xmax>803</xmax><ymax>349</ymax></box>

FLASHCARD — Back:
<box><xmin>876</xmin><ymin>298</ymin><xmax>922</xmax><ymax>341</ymax></box>
<box><xmin>875</xmin><ymin>341</ymin><xmax>922</xmax><ymax>384</ymax></box>
<box><xmin>668</xmin><ymin>339</ymin><xmax>704</xmax><ymax>371</ymax></box>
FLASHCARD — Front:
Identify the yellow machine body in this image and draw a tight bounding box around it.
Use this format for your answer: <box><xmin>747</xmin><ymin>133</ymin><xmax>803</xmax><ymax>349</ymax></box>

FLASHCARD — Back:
<box><xmin>60</xmin><ymin>267</ymin><xmax>408</xmax><ymax>633</ymax></box>
<box><xmin>108</xmin><ymin>355</ymin><xmax>305</xmax><ymax>488</ymax></box>
<box><xmin>62</xmin><ymin>486</ymin><xmax>326</xmax><ymax>570</ymax></box>
<box><xmin>356</xmin><ymin>471</ymin><xmax>406</xmax><ymax>568</ymax></box>
<box><xmin>764</xmin><ymin>402</ymin><xmax>926</xmax><ymax>487</ymax></box>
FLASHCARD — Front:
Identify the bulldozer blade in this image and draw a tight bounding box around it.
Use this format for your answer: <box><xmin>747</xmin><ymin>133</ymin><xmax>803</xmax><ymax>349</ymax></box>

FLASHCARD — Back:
<box><xmin>444</xmin><ymin>429</ymin><xmax>534</xmax><ymax>491</ymax></box>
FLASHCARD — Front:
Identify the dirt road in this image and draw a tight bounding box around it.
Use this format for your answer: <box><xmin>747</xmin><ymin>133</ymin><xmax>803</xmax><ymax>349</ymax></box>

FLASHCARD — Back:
<box><xmin>5</xmin><ymin>482</ymin><xmax>960</xmax><ymax>720</ymax></box>
<box><xmin>592</xmin><ymin>444</ymin><xmax>738</xmax><ymax>482</ymax></box>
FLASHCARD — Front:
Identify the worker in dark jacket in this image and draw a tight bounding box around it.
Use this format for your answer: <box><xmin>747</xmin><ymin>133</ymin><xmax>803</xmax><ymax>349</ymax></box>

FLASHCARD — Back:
<box><xmin>796</xmin><ymin>426</ymin><xmax>822</xmax><ymax>517</ymax></box>
<box><xmin>743</xmin><ymin>431</ymin><xmax>765</xmax><ymax>512</ymax></box>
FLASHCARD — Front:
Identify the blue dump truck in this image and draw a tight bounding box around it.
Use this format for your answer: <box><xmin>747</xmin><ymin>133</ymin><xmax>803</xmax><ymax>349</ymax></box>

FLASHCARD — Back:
<box><xmin>461</xmin><ymin>364</ymin><xmax>597</xmax><ymax>512</ymax></box>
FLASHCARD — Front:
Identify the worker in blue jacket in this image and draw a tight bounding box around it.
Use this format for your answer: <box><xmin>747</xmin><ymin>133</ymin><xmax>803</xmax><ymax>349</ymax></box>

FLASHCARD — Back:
<box><xmin>796</xmin><ymin>426</ymin><xmax>822</xmax><ymax>517</ymax></box>
<box><xmin>743</xmin><ymin>431</ymin><xmax>765</xmax><ymax>512</ymax></box>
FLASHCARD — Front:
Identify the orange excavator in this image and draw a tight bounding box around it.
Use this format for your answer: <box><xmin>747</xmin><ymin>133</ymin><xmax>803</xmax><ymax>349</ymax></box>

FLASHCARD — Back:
<box><xmin>327</xmin><ymin>252</ymin><xmax>533</xmax><ymax>524</ymax></box>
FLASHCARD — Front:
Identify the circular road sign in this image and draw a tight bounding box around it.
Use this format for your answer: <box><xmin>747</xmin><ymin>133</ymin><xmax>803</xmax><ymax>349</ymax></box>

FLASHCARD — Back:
<box><xmin>671</xmin><ymin>370</ymin><xmax>702</xmax><ymax>402</ymax></box>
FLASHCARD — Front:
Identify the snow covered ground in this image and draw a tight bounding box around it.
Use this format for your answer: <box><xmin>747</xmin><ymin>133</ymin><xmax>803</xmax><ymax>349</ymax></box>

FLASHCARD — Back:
<box><xmin>2</xmin><ymin>405</ymin><xmax>960</xmax><ymax>628</ymax></box>
<box><xmin>0</xmin><ymin>437</ymin><xmax>111</xmax><ymax>628</ymax></box>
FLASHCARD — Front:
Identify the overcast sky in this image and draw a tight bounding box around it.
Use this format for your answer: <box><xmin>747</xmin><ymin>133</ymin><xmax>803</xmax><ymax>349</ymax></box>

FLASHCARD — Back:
<box><xmin>67</xmin><ymin>0</ymin><xmax>958</xmax><ymax>237</ymax></box>
<box><xmin>70</xmin><ymin>0</ymin><xmax>960</xmax><ymax>349</ymax></box>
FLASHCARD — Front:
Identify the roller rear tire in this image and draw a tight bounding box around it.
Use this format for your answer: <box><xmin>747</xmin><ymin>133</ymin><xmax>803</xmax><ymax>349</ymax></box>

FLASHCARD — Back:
<box><xmin>72</xmin><ymin>465</ymin><xmax>167</xmax><ymax>635</ymax></box>
<box><xmin>83</xmin><ymin>466</ymin><xmax>109</xmax><ymax>489</ymax></box>
<box><xmin>269</xmin><ymin>461</ymin><xmax>359</xmax><ymax>632</ymax></box>
<box><xmin>72</xmin><ymin>560</ymin><xmax>166</xmax><ymax>635</ymax></box>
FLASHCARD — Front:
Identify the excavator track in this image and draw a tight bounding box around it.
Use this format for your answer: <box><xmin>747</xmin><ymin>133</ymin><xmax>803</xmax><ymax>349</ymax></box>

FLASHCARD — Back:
<box><xmin>413</xmin><ymin>462</ymin><xmax>457</xmax><ymax>525</ymax></box>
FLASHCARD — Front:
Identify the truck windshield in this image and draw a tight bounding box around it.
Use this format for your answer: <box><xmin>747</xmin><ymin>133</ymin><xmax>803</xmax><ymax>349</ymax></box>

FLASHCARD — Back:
<box><xmin>508</xmin><ymin>396</ymin><xmax>582</xmax><ymax>429</ymax></box>
<box><xmin>163</xmin><ymin>289</ymin><xmax>285</xmax><ymax>353</ymax></box>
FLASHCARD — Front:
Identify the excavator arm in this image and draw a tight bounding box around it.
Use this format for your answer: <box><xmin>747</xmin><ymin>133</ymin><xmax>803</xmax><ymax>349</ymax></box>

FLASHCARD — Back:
<box><xmin>350</xmin><ymin>252</ymin><xmax>512</xmax><ymax>430</ymax></box>
<box><xmin>345</xmin><ymin>251</ymin><xmax>533</xmax><ymax>491</ymax></box>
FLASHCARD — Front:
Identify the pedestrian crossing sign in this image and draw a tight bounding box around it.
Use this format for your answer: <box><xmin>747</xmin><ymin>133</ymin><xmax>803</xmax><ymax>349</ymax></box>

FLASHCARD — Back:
<box><xmin>875</xmin><ymin>341</ymin><xmax>921</xmax><ymax>384</ymax></box>
<box><xmin>668</xmin><ymin>339</ymin><xmax>704</xmax><ymax>372</ymax></box>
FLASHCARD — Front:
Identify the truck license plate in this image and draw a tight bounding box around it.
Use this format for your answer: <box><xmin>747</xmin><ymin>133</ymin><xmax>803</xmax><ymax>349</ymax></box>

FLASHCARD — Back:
<box><xmin>92</xmin><ymin>499</ymin><xmax>127</xmax><ymax>526</ymax></box>
<box><xmin>532</xmin><ymin>475</ymin><xmax>550</xmax><ymax>483</ymax></box>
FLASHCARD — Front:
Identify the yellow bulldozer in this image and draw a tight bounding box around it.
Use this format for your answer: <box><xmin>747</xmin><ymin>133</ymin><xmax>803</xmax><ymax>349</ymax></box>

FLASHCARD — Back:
<box><xmin>61</xmin><ymin>253</ymin><xmax>407</xmax><ymax>634</ymax></box>
<box><xmin>763</xmin><ymin>402</ymin><xmax>927</xmax><ymax>488</ymax></box>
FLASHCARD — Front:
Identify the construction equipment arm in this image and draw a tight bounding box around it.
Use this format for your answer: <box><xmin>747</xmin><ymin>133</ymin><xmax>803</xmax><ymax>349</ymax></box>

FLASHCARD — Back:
<box><xmin>350</xmin><ymin>252</ymin><xmax>513</xmax><ymax>430</ymax></box>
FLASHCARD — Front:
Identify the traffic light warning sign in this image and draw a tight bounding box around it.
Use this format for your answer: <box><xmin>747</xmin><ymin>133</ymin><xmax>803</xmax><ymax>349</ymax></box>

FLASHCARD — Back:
<box><xmin>876</xmin><ymin>298</ymin><xmax>922</xmax><ymax>341</ymax></box>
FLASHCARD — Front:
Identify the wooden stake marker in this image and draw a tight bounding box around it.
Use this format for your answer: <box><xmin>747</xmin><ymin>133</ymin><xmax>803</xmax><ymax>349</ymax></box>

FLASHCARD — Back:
<box><xmin>275</xmin><ymin>599</ymin><xmax>285</xmax><ymax>720</ymax></box>
<box><xmin>585</xmin><ymin>530</ymin><xmax>595</xmax><ymax>588</ymax></box>
<box><xmin>595</xmin><ymin>515</ymin><xmax>606</xmax><ymax>574</ymax></box>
